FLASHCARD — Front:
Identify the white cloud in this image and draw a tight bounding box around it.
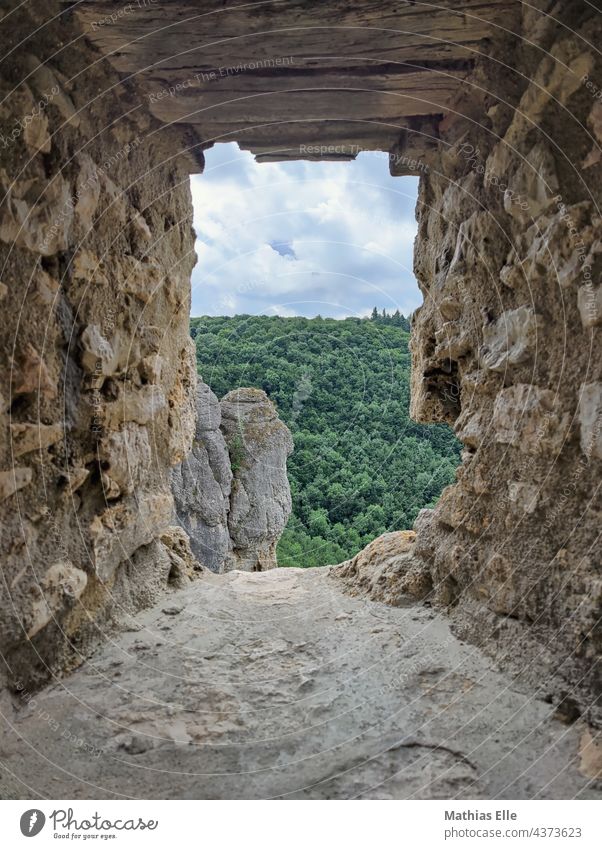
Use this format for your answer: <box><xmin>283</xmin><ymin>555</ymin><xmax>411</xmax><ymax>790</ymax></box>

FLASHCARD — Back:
<box><xmin>190</xmin><ymin>143</ymin><xmax>421</xmax><ymax>318</ymax></box>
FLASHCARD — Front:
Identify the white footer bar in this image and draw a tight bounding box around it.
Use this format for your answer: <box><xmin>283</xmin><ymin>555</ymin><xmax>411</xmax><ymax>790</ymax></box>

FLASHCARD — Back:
<box><xmin>0</xmin><ymin>799</ymin><xmax>600</xmax><ymax>848</ymax></box>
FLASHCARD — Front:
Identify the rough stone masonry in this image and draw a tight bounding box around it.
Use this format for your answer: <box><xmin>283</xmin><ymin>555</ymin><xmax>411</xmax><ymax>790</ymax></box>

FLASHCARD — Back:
<box><xmin>0</xmin><ymin>0</ymin><xmax>600</xmax><ymax>734</ymax></box>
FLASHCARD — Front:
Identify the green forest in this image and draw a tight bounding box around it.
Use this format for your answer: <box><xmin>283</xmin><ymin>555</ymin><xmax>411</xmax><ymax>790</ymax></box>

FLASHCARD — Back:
<box><xmin>190</xmin><ymin>313</ymin><xmax>461</xmax><ymax>567</ymax></box>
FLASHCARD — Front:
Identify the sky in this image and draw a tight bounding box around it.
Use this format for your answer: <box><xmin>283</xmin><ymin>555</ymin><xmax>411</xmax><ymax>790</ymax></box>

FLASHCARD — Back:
<box><xmin>190</xmin><ymin>143</ymin><xmax>421</xmax><ymax>319</ymax></box>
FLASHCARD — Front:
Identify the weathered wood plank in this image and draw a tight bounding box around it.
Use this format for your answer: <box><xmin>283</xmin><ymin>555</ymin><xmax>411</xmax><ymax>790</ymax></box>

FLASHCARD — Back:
<box><xmin>72</xmin><ymin>0</ymin><xmax>517</xmax><ymax>159</ymax></box>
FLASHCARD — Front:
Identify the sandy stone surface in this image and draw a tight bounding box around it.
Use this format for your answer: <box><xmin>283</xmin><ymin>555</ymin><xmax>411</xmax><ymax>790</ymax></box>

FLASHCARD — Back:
<box><xmin>1</xmin><ymin>568</ymin><xmax>599</xmax><ymax>800</ymax></box>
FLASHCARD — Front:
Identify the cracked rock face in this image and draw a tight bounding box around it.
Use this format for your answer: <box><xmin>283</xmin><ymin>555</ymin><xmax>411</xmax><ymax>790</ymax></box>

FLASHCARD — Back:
<box><xmin>172</xmin><ymin>381</ymin><xmax>233</xmax><ymax>573</ymax></box>
<box><xmin>408</xmin><ymin>7</ymin><xmax>602</xmax><ymax>719</ymax></box>
<box><xmin>333</xmin><ymin>531</ymin><xmax>433</xmax><ymax>604</ymax></box>
<box><xmin>0</xmin><ymin>0</ymin><xmax>203</xmax><ymax>692</ymax></box>
<box><xmin>220</xmin><ymin>388</ymin><xmax>293</xmax><ymax>572</ymax></box>
<box><xmin>172</xmin><ymin>383</ymin><xmax>293</xmax><ymax>573</ymax></box>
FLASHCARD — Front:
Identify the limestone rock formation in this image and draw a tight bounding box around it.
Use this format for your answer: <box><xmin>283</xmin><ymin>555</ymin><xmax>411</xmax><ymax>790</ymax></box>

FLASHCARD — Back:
<box><xmin>407</xmin><ymin>8</ymin><xmax>602</xmax><ymax>721</ymax></box>
<box><xmin>0</xmin><ymin>1</ymin><xmax>204</xmax><ymax>691</ymax></box>
<box><xmin>75</xmin><ymin>0</ymin><xmax>515</xmax><ymax>164</ymax></box>
<box><xmin>172</xmin><ymin>383</ymin><xmax>293</xmax><ymax>573</ymax></box>
<box><xmin>220</xmin><ymin>389</ymin><xmax>294</xmax><ymax>572</ymax></box>
<box><xmin>172</xmin><ymin>381</ymin><xmax>233</xmax><ymax>572</ymax></box>
<box><xmin>333</xmin><ymin>531</ymin><xmax>432</xmax><ymax>605</ymax></box>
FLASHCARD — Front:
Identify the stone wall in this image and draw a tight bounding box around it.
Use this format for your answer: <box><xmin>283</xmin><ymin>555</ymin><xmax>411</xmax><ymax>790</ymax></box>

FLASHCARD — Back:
<box><xmin>407</xmin><ymin>6</ymin><xmax>602</xmax><ymax>719</ymax></box>
<box><xmin>0</xmin><ymin>0</ymin><xmax>203</xmax><ymax>690</ymax></box>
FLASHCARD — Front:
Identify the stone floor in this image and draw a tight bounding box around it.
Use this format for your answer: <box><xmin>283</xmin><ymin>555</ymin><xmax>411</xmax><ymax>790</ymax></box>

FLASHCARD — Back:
<box><xmin>0</xmin><ymin>568</ymin><xmax>599</xmax><ymax>799</ymax></box>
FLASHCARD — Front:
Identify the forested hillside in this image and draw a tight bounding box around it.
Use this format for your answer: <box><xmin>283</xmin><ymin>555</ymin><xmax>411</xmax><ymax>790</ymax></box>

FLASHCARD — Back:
<box><xmin>190</xmin><ymin>314</ymin><xmax>461</xmax><ymax>567</ymax></box>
